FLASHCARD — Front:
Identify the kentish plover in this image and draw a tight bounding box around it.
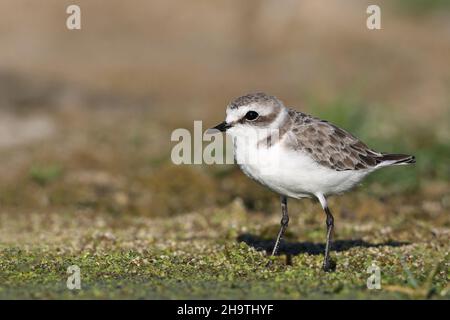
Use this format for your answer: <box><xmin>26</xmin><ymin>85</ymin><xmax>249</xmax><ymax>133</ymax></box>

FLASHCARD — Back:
<box><xmin>209</xmin><ymin>92</ymin><xmax>415</xmax><ymax>271</ymax></box>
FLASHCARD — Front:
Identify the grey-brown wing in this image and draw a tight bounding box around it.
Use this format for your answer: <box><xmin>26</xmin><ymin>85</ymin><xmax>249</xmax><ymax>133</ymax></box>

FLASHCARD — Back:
<box><xmin>285</xmin><ymin>110</ymin><xmax>383</xmax><ymax>171</ymax></box>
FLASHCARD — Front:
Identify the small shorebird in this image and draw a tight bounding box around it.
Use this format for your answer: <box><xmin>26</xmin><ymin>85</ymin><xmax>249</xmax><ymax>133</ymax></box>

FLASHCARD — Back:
<box><xmin>209</xmin><ymin>92</ymin><xmax>415</xmax><ymax>271</ymax></box>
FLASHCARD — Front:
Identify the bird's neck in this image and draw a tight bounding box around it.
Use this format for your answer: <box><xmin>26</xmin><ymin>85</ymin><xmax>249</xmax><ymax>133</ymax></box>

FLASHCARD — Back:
<box><xmin>257</xmin><ymin>108</ymin><xmax>291</xmax><ymax>148</ymax></box>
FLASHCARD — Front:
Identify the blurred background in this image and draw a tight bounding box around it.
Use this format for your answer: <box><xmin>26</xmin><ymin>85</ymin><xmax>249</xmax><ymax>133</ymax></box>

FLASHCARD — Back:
<box><xmin>0</xmin><ymin>0</ymin><xmax>448</xmax><ymax>221</ymax></box>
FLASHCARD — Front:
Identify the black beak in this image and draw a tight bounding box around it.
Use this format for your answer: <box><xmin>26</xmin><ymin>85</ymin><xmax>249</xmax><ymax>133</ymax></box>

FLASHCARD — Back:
<box><xmin>207</xmin><ymin>121</ymin><xmax>231</xmax><ymax>133</ymax></box>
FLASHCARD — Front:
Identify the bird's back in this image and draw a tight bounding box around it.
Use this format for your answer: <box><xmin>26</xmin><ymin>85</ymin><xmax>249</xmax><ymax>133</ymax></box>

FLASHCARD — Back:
<box><xmin>283</xmin><ymin>109</ymin><xmax>415</xmax><ymax>171</ymax></box>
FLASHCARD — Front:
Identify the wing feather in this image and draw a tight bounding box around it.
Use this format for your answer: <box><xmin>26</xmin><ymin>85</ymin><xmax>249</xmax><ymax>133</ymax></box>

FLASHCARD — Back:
<box><xmin>284</xmin><ymin>109</ymin><xmax>383</xmax><ymax>171</ymax></box>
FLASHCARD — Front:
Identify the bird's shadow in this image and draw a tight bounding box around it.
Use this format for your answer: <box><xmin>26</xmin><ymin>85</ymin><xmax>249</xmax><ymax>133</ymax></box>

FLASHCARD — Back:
<box><xmin>237</xmin><ymin>233</ymin><xmax>409</xmax><ymax>256</ymax></box>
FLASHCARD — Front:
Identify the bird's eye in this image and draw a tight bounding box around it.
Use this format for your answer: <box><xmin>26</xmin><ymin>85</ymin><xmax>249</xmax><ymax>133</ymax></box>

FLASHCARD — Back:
<box><xmin>245</xmin><ymin>111</ymin><xmax>259</xmax><ymax>121</ymax></box>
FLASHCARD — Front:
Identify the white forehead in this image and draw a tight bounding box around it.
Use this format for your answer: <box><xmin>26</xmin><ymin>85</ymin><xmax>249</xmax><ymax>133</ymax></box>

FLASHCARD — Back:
<box><xmin>225</xmin><ymin>102</ymin><xmax>272</xmax><ymax>123</ymax></box>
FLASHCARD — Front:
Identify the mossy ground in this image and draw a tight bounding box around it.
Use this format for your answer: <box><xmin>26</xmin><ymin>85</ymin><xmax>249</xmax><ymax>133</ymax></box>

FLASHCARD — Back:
<box><xmin>0</xmin><ymin>190</ymin><xmax>448</xmax><ymax>299</ymax></box>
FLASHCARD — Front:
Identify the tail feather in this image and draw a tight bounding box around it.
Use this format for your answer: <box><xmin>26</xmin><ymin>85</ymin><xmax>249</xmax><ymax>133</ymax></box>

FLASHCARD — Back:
<box><xmin>379</xmin><ymin>153</ymin><xmax>416</xmax><ymax>166</ymax></box>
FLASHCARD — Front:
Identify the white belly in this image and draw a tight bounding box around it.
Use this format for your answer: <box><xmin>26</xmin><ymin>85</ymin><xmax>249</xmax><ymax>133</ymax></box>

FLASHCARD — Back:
<box><xmin>234</xmin><ymin>139</ymin><xmax>371</xmax><ymax>198</ymax></box>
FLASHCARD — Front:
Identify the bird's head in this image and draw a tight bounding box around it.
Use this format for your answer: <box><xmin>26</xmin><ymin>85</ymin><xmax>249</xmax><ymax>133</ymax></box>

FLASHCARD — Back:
<box><xmin>209</xmin><ymin>92</ymin><xmax>288</xmax><ymax>138</ymax></box>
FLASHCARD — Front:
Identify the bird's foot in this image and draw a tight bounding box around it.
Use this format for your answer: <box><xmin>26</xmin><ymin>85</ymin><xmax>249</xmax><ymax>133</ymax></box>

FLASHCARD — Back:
<box><xmin>322</xmin><ymin>257</ymin><xmax>336</xmax><ymax>272</ymax></box>
<box><xmin>265</xmin><ymin>254</ymin><xmax>277</xmax><ymax>268</ymax></box>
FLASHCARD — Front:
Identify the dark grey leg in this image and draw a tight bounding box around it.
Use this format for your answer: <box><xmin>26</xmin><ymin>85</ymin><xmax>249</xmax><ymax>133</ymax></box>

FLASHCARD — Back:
<box><xmin>270</xmin><ymin>195</ymin><xmax>289</xmax><ymax>256</ymax></box>
<box><xmin>322</xmin><ymin>206</ymin><xmax>335</xmax><ymax>271</ymax></box>
<box><xmin>316</xmin><ymin>194</ymin><xmax>335</xmax><ymax>271</ymax></box>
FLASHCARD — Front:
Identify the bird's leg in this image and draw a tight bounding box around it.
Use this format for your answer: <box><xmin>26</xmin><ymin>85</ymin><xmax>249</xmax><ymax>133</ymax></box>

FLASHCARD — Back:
<box><xmin>316</xmin><ymin>194</ymin><xmax>335</xmax><ymax>272</ymax></box>
<box><xmin>270</xmin><ymin>195</ymin><xmax>289</xmax><ymax>257</ymax></box>
<box><xmin>322</xmin><ymin>206</ymin><xmax>335</xmax><ymax>271</ymax></box>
